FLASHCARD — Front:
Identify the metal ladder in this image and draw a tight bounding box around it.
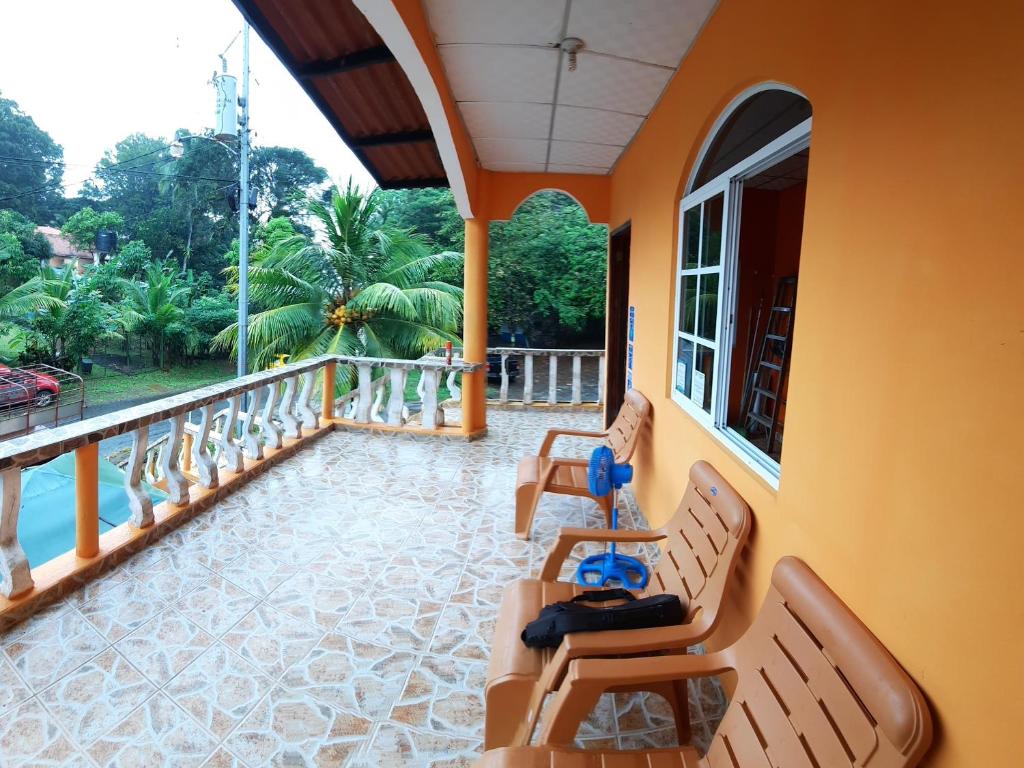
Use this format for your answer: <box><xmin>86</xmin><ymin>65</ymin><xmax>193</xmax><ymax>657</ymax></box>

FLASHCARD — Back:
<box><xmin>742</xmin><ymin>276</ymin><xmax>797</xmax><ymax>458</ymax></box>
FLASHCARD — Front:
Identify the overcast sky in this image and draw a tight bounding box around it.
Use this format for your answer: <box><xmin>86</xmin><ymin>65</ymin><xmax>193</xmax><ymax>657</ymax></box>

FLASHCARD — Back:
<box><xmin>0</xmin><ymin>0</ymin><xmax>375</xmax><ymax>196</ymax></box>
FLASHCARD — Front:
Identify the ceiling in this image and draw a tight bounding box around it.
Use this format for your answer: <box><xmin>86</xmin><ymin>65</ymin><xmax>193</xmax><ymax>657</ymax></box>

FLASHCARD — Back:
<box><xmin>423</xmin><ymin>0</ymin><xmax>718</xmax><ymax>175</ymax></box>
<box><xmin>233</xmin><ymin>0</ymin><xmax>447</xmax><ymax>187</ymax></box>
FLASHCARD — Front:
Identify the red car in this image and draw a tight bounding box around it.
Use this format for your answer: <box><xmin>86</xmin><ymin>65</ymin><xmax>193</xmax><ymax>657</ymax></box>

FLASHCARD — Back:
<box><xmin>0</xmin><ymin>366</ymin><xmax>60</xmax><ymax>409</ymax></box>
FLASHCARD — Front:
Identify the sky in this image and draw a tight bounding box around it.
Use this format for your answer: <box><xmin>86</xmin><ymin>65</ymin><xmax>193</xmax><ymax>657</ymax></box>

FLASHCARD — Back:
<box><xmin>0</xmin><ymin>0</ymin><xmax>375</xmax><ymax>196</ymax></box>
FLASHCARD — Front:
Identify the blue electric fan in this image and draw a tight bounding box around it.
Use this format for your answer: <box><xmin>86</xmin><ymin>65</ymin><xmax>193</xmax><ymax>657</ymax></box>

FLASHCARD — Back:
<box><xmin>575</xmin><ymin>445</ymin><xmax>649</xmax><ymax>589</ymax></box>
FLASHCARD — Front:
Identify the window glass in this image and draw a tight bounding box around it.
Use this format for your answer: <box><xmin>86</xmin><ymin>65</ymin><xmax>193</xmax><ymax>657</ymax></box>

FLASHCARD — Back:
<box><xmin>694</xmin><ymin>345</ymin><xmax>715</xmax><ymax>413</ymax></box>
<box><xmin>693</xmin><ymin>90</ymin><xmax>811</xmax><ymax>189</ymax></box>
<box><xmin>675</xmin><ymin>338</ymin><xmax>694</xmax><ymax>397</ymax></box>
<box><xmin>697</xmin><ymin>273</ymin><xmax>719</xmax><ymax>341</ymax></box>
<box><xmin>701</xmin><ymin>194</ymin><xmax>724</xmax><ymax>267</ymax></box>
<box><xmin>682</xmin><ymin>205</ymin><xmax>700</xmax><ymax>269</ymax></box>
<box><xmin>679</xmin><ymin>275</ymin><xmax>697</xmax><ymax>334</ymax></box>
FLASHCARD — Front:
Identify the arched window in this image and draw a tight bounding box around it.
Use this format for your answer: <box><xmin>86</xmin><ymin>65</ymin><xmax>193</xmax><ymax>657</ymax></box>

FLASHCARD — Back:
<box><xmin>672</xmin><ymin>87</ymin><xmax>811</xmax><ymax>483</ymax></box>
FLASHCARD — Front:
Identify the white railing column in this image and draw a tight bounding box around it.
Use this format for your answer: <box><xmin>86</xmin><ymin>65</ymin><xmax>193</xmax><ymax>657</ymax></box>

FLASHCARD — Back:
<box><xmin>447</xmin><ymin>369</ymin><xmax>461</xmax><ymax>402</ymax></box>
<box><xmin>523</xmin><ymin>354</ymin><xmax>534</xmax><ymax>405</ymax></box>
<box><xmin>297</xmin><ymin>371</ymin><xmax>318</xmax><ymax>430</ymax></box>
<box><xmin>260</xmin><ymin>383</ymin><xmax>283</xmax><ymax>450</ymax></box>
<box><xmin>386</xmin><ymin>367</ymin><xmax>407</xmax><ymax>426</ymax></box>
<box><xmin>571</xmin><ymin>354</ymin><xmax>582</xmax><ymax>405</ymax></box>
<box><xmin>161</xmin><ymin>414</ymin><xmax>190</xmax><ymax>505</ymax></box>
<box><xmin>220</xmin><ymin>395</ymin><xmax>245</xmax><ymax>473</ymax></box>
<box><xmin>0</xmin><ymin>468</ymin><xmax>31</xmax><ymax>598</ymax></box>
<box><xmin>499</xmin><ymin>353</ymin><xmax>510</xmax><ymax>404</ymax></box>
<box><xmin>548</xmin><ymin>355</ymin><xmax>558</xmax><ymax>405</ymax></box>
<box><xmin>278</xmin><ymin>376</ymin><xmax>301</xmax><ymax>438</ymax></box>
<box><xmin>125</xmin><ymin>426</ymin><xmax>154</xmax><ymax>528</ymax></box>
<box><xmin>242</xmin><ymin>387</ymin><xmax>265</xmax><ymax>460</ymax></box>
<box><xmin>598</xmin><ymin>354</ymin><xmax>606</xmax><ymax>405</ymax></box>
<box><xmin>355</xmin><ymin>364</ymin><xmax>373</xmax><ymax>424</ymax></box>
<box><xmin>192</xmin><ymin>405</ymin><xmax>219</xmax><ymax>489</ymax></box>
<box><xmin>371</xmin><ymin>379</ymin><xmax>386</xmax><ymax>423</ymax></box>
<box><xmin>421</xmin><ymin>368</ymin><xmax>444</xmax><ymax>429</ymax></box>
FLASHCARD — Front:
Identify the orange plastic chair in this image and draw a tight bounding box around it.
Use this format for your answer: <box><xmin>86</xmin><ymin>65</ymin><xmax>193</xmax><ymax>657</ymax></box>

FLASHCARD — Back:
<box><xmin>478</xmin><ymin>557</ymin><xmax>934</xmax><ymax>768</ymax></box>
<box><xmin>486</xmin><ymin>461</ymin><xmax>752</xmax><ymax>749</ymax></box>
<box><xmin>514</xmin><ymin>389</ymin><xmax>651</xmax><ymax>539</ymax></box>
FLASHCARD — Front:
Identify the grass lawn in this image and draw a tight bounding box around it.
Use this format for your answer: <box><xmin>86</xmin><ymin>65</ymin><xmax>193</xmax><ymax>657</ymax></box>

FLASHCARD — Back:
<box><xmin>84</xmin><ymin>360</ymin><xmax>237</xmax><ymax>408</ymax></box>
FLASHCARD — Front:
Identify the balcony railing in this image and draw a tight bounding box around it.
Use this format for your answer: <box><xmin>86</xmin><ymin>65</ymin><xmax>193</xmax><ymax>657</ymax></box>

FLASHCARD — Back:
<box><xmin>489</xmin><ymin>347</ymin><xmax>604</xmax><ymax>406</ymax></box>
<box><xmin>0</xmin><ymin>353</ymin><xmax>479</xmax><ymax>622</ymax></box>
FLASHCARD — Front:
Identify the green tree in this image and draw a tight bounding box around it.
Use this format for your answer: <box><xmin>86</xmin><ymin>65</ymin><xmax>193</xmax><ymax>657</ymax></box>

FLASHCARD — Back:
<box><xmin>60</xmin><ymin>207</ymin><xmax>124</xmax><ymax>252</ymax></box>
<box><xmin>84</xmin><ymin>133</ymin><xmax>171</xmax><ymax>232</ymax></box>
<box><xmin>488</xmin><ymin>191</ymin><xmax>607</xmax><ymax>344</ymax></box>
<box><xmin>0</xmin><ymin>93</ymin><xmax>64</xmax><ymax>222</ymax></box>
<box><xmin>215</xmin><ymin>181</ymin><xmax>464</xmax><ymax>372</ymax></box>
<box><xmin>119</xmin><ymin>262</ymin><xmax>190</xmax><ymax>369</ymax></box>
<box><xmin>250</xmin><ymin>146</ymin><xmax>328</xmax><ymax>220</ymax></box>
<box><xmin>110</xmin><ymin>240</ymin><xmax>152</xmax><ymax>278</ymax></box>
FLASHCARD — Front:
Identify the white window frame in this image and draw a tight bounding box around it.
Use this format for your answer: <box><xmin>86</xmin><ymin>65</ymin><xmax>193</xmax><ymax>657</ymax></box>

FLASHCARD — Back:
<box><xmin>671</xmin><ymin>116</ymin><xmax>812</xmax><ymax>488</ymax></box>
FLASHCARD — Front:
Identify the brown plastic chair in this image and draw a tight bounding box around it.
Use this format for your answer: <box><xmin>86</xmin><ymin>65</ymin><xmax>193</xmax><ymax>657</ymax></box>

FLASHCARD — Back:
<box><xmin>514</xmin><ymin>389</ymin><xmax>651</xmax><ymax>539</ymax></box>
<box><xmin>478</xmin><ymin>557</ymin><xmax>934</xmax><ymax>768</ymax></box>
<box><xmin>486</xmin><ymin>460</ymin><xmax>752</xmax><ymax>749</ymax></box>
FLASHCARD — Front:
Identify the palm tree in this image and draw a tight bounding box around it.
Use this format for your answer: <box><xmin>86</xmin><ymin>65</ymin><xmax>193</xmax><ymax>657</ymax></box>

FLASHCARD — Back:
<box><xmin>216</xmin><ymin>181</ymin><xmax>464</xmax><ymax>373</ymax></box>
<box><xmin>119</xmin><ymin>262</ymin><xmax>191</xmax><ymax>369</ymax></box>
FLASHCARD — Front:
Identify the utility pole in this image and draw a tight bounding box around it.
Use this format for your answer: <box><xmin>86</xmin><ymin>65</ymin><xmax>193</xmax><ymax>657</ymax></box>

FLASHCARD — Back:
<box><xmin>237</xmin><ymin>22</ymin><xmax>251</xmax><ymax>378</ymax></box>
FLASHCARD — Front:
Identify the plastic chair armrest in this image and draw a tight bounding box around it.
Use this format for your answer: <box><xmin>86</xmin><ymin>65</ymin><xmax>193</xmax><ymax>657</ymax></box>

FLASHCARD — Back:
<box><xmin>539</xmin><ymin>651</ymin><xmax>735</xmax><ymax>745</ymax></box>
<box><xmin>538</xmin><ymin>428</ymin><xmax>608</xmax><ymax>457</ymax></box>
<box><xmin>539</xmin><ymin>528</ymin><xmax>665</xmax><ymax>581</ymax></box>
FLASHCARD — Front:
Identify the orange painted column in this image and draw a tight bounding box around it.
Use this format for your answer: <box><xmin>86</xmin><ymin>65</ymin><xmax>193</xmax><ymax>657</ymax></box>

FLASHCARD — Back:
<box><xmin>321</xmin><ymin>362</ymin><xmax>336</xmax><ymax>420</ymax></box>
<box><xmin>462</xmin><ymin>216</ymin><xmax>489</xmax><ymax>435</ymax></box>
<box><xmin>75</xmin><ymin>443</ymin><xmax>99</xmax><ymax>558</ymax></box>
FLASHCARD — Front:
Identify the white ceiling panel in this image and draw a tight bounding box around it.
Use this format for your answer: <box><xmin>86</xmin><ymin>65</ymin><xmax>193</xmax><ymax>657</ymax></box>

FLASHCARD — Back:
<box><xmin>567</xmin><ymin>0</ymin><xmax>717</xmax><ymax>68</ymax></box>
<box><xmin>423</xmin><ymin>0</ymin><xmax>717</xmax><ymax>175</ymax></box>
<box><xmin>549</xmin><ymin>140</ymin><xmax>622</xmax><ymax>168</ymax></box>
<box><xmin>557</xmin><ymin>53</ymin><xmax>673</xmax><ymax>116</ymax></box>
<box><xmin>439</xmin><ymin>45</ymin><xmax>558</xmax><ymax>104</ymax></box>
<box><xmin>483</xmin><ymin>162</ymin><xmax>549</xmax><ymax>173</ymax></box>
<box><xmin>425</xmin><ymin>0</ymin><xmax>567</xmax><ymax>46</ymax></box>
<box><xmin>552</xmin><ymin>106</ymin><xmax>644</xmax><ymax>146</ymax></box>
<box><xmin>547</xmin><ymin>164</ymin><xmax>609</xmax><ymax>175</ymax></box>
<box><xmin>460</xmin><ymin>101</ymin><xmax>553</xmax><ymax>140</ymax></box>
<box><xmin>474</xmin><ymin>138</ymin><xmax>549</xmax><ymax>165</ymax></box>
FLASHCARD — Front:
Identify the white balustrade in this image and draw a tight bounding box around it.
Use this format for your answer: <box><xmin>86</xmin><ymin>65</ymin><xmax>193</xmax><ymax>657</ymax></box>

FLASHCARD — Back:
<box><xmin>0</xmin><ymin>353</ymin><xmax>480</xmax><ymax>615</ymax></box>
<box><xmin>499</xmin><ymin>353</ymin><xmax>510</xmax><ymax>403</ymax></box>
<box><xmin>125</xmin><ymin>426</ymin><xmax>154</xmax><ymax>528</ymax></box>
<box><xmin>523</xmin><ymin>354</ymin><xmax>534</xmax><ymax>405</ymax></box>
<box><xmin>482</xmin><ymin>347</ymin><xmax>605</xmax><ymax>407</ymax></box>
<box><xmin>549</xmin><ymin>355</ymin><xmax>558</xmax><ymax>405</ymax></box>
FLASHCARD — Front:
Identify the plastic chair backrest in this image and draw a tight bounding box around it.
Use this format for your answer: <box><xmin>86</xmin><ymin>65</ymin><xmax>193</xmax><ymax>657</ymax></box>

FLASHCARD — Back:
<box><xmin>646</xmin><ymin>460</ymin><xmax>751</xmax><ymax>634</ymax></box>
<box><xmin>606</xmin><ymin>389</ymin><xmax>651</xmax><ymax>464</ymax></box>
<box><xmin>703</xmin><ymin>557</ymin><xmax>933</xmax><ymax>768</ymax></box>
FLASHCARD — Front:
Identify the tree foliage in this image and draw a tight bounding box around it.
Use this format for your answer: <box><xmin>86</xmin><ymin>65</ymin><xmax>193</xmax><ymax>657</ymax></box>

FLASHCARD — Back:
<box><xmin>0</xmin><ymin>93</ymin><xmax>64</xmax><ymax>222</ymax></box>
<box><xmin>216</xmin><ymin>181</ymin><xmax>464</xmax><ymax>373</ymax></box>
<box><xmin>60</xmin><ymin>207</ymin><xmax>124</xmax><ymax>251</ymax></box>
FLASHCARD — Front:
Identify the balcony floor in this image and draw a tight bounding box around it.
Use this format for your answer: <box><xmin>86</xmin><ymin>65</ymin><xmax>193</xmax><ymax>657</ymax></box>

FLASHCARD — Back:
<box><xmin>0</xmin><ymin>409</ymin><xmax>725</xmax><ymax>767</ymax></box>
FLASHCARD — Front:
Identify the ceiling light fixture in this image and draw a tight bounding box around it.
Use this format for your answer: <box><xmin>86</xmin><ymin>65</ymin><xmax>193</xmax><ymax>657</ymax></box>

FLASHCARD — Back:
<box><xmin>559</xmin><ymin>37</ymin><xmax>585</xmax><ymax>72</ymax></box>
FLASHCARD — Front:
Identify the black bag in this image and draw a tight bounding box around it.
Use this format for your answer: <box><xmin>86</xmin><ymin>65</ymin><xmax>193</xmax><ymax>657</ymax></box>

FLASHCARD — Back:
<box><xmin>521</xmin><ymin>588</ymin><xmax>686</xmax><ymax>649</ymax></box>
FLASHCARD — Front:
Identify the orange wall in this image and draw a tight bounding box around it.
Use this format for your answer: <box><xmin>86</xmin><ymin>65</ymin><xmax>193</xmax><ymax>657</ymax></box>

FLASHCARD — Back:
<box><xmin>610</xmin><ymin>1</ymin><xmax>1024</xmax><ymax>764</ymax></box>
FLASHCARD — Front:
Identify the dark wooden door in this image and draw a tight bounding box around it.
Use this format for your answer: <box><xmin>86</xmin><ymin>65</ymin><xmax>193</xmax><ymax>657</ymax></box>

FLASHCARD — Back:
<box><xmin>605</xmin><ymin>223</ymin><xmax>631</xmax><ymax>428</ymax></box>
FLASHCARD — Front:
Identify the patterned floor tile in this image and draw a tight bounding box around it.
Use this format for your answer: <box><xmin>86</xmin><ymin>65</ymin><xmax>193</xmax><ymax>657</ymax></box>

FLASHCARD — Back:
<box><xmin>200</xmin><ymin>747</ymin><xmax>245</xmax><ymax>768</ymax></box>
<box><xmin>265</xmin><ymin>570</ymin><xmax>362</xmax><ymax>631</ymax></box>
<box><xmin>342</xmin><ymin>589</ymin><xmax>444</xmax><ymax>651</ymax></box>
<box><xmin>3</xmin><ymin>607</ymin><xmax>108</xmax><ymax>692</ymax></box>
<box><xmin>0</xmin><ymin>697</ymin><xmax>89</xmax><ymax>767</ymax></box>
<box><xmin>113</xmin><ymin>610</ymin><xmax>215</xmax><ymax>686</ymax></box>
<box><xmin>164</xmin><ymin>643</ymin><xmax>274</xmax><ymax>739</ymax></box>
<box><xmin>224</xmin><ymin>685</ymin><xmax>371</xmax><ymax>767</ymax></box>
<box><xmin>87</xmin><ymin>692</ymin><xmax>218</xmax><ymax>767</ymax></box>
<box><xmin>353</xmin><ymin>721</ymin><xmax>482</xmax><ymax>767</ymax></box>
<box><xmin>135</xmin><ymin>552</ymin><xmax>215</xmax><ymax>603</ymax></box>
<box><xmin>78</xmin><ymin>579</ymin><xmax>168</xmax><ymax>642</ymax></box>
<box><xmin>281</xmin><ymin>632</ymin><xmax>416</xmax><ymax>719</ymax></box>
<box><xmin>0</xmin><ymin>654</ymin><xmax>32</xmax><ymax>714</ymax></box>
<box><xmin>427</xmin><ymin>602</ymin><xmax>496</xmax><ymax>662</ymax></box>
<box><xmin>218</xmin><ymin>551</ymin><xmax>298</xmax><ymax>598</ymax></box>
<box><xmin>172</xmin><ymin>575</ymin><xmax>259</xmax><ymax>637</ymax></box>
<box><xmin>38</xmin><ymin>647</ymin><xmax>155</xmax><ymax>746</ymax></box>
<box><xmin>221</xmin><ymin>604</ymin><xmax>325</xmax><ymax>679</ymax></box>
<box><xmin>391</xmin><ymin>655</ymin><xmax>487</xmax><ymax>739</ymax></box>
